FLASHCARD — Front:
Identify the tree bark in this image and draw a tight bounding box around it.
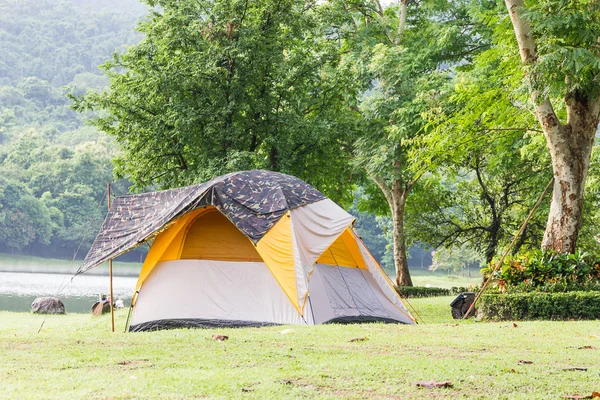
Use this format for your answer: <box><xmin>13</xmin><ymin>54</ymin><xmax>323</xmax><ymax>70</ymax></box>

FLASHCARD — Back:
<box><xmin>504</xmin><ymin>0</ymin><xmax>600</xmax><ymax>253</ymax></box>
<box><xmin>372</xmin><ymin>174</ymin><xmax>413</xmax><ymax>287</ymax></box>
<box><xmin>391</xmin><ymin>189</ymin><xmax>412</xmax><ymax>286</ymax></box>
<box><xmin>396</xmin><ymin>0</ymin><xmax>408</xmax><ymax>45</ymax></box>
<box><xmin>540</xmin><ymin>95</ymin><xmax>600</xmax><ymax>252</ymax></box>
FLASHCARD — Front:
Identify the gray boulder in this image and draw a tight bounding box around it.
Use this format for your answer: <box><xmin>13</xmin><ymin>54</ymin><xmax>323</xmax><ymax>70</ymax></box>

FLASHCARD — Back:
<box><xmin>31</xmin><ymin>297</ymin><xmax>65</xmax><ymax>314</ymax></box>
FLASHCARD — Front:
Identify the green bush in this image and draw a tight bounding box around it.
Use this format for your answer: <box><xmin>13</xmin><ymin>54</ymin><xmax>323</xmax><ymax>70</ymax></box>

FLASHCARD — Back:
<box><xmin>480</xmin><ymin>291</ymin><xmax>600</xmax><ymax>321</ymax></box>
<box><xmin>396</xmin><ymin>286</ymin><xmax>479</xmax><ymax>298</ymax></box>
<box><xmin>481</xmin><ymin>250</ymin><xmax>600</xmax><ymax>293</ymax></box>
<box><xmin>397</xmin><ymin>286</ymin><xmax>450</xmax><ymax>298</ymax></box>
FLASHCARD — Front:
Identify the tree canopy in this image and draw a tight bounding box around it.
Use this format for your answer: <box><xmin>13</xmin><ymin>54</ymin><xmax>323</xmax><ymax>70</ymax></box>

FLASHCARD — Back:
<box><xmin>75</xmin><ymin>0</ymin><xmax>363</xmax><ymax>204</ymax></box>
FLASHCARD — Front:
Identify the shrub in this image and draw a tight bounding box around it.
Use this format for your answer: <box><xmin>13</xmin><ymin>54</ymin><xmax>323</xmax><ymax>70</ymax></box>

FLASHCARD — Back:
<box><xmin>481</xmin><ymin>250</ymin><xmax>600</xmax><ymax>293</ymax></box>
<box><xmin>480</xmin><ymin>291</ymin><xmax>600</xmax><ymax>321</ymax></box>
<box><xmin>396</xmin><ymin>286</ymin><xmax>479</xmax><ymax>298</ymax></box>
<box><xmin>397</xmin><ymin>286</ymin><xmax>450</xmax><ymax>298</ymax></box>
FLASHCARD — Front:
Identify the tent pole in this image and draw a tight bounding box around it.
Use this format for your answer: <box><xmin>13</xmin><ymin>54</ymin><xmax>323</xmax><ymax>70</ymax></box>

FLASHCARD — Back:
<box><xmin>108</xmin><ymin>183</ymin><xmax>115</xmax><ymax>333</ymax></box>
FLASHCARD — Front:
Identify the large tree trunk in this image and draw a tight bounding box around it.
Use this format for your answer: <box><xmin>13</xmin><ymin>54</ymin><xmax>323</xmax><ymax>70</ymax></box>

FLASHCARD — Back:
<box><xmin>504</xmin><ymin>0</ymin><xmax>600</xmax><ymax>253</ymax></box>
<box><xmin>391</xmin><ymin>190</ymin><xmax>413</xmax><ymax>286</ymax></box>
<box><xmin>539</xmin><ymin>96</ymin><xmax>600</xmax><ymax>252</ymax></box>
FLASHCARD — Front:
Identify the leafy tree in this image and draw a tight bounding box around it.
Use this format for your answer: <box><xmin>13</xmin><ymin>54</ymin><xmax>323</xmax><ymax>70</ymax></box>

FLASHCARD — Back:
<box><xmin>417</xmin><ymin>1</ymin><xmax>600</xmax><ymax>259</ymax></box>
<box><xmin>409</xmin><ymin>52</ymin><xmax>554</xmax><ymax>263</ymax></box>
<box><xmin>0</xmin><ymin>179</ymin><xmax>53</xmax><ymax>252</ymax></box>
<box><xmin>339</xmin><ymin>0</ymin><xmax>486</xmax><ymax>285</ymax></box>
<box><xmin>74</xmin><ymin>0</ymin><xmax>362</xmax><ymax>203</ymax></box>
<box><xmin>431</xmin><ymin>245</ymin><xmax>483</xmax><ymax>276</ymax></box>
<box><xmin>501</xmin><ymin>0</ymin><xmax>600</xmax><ymax>252</ymax></box>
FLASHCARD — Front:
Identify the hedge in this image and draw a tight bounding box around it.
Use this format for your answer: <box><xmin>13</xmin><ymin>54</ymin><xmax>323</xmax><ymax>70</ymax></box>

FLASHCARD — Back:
<box><xmin>479</xmin><ymin>291</ymin><xmax>600</xmax><ymax>321</ymax></box>
<box><xmin>396</xmin><ymin>286</ymin><xmax>475</xmax><ymax>298</ymax></box>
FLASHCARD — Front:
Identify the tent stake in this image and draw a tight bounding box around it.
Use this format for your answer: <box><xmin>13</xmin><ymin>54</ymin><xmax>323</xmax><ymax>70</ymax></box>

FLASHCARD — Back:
<box><xmin>108</xmin><ymin>183</ymin><xmax>115</xmax><ymax>333</ymax></box>
<box><xmin>463</xmin><ymin>177</ymin><xmax>554</xmax><ymax>319</ymax></box>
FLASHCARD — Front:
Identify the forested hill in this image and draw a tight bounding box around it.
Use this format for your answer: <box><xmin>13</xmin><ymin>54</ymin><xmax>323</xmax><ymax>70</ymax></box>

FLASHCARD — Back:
<box><xmin>0</xmin><ymin>0</ymin><xmax>146</xmax><ymax>260</ymax></box>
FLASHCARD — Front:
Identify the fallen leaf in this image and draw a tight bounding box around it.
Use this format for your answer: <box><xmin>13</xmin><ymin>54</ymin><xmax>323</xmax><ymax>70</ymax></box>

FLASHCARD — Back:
<box><xmin>579</xmin><ymin>346</ymin><xmax>597</xmax><ymax>350</ymax></box>
<box><xmin>564</xmin><ymin>392</ymin><xmax>600</xmax><ymax>399</ymax></box>
<box><xmin>562</xmin><ymin>367</ymin><xmax>588</xmax><ymax>371</ymax></box>
<box><xmin>350</xmin><ymin>337</ymin><xmax>368</xmax><ymax>342</ymax></box>
<box><xmin>241</xmin><ymin>387</ymin><xmax>253</xmax><ymax>392</ymax></box>
<box><xmin>282</xmin><ymin>380</ymin><xmax>294</xmax><ymax>385</ymax></box>
<box><xmin>211</xmin><ymin>335</ymin><xmax>229</xmax><ymax>342</ymax></box>
<box><xmin>513</xmin><ymin>322</ymin><xmax>518</xmax><ymax>328</ymax></box>
<box><xmin>118</xmin><ymin>359</ymin><xmax>149</xmax><ymax>366</ymax></box>
<box><xmin>412</xmin><ymin>380</ymin><xmax>453</xmax><ymax>389</ymax></box>
<box><xmin>518</xmin><ymin>360</ymin><xmax>533</xmax><ymax>365</ymax></box>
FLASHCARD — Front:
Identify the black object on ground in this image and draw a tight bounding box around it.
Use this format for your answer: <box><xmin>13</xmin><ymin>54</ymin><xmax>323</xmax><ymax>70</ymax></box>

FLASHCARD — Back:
<box><xmin>450</xmin><ymin>292</ymin><xmax>476</xmax><ymax>319</ymax></box>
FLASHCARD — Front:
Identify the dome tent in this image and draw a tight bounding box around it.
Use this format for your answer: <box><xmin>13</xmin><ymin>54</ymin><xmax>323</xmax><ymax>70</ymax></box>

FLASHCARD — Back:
<box><xmin>79</xmin><ymin>170</ymin><xmax>415</xmax><ymax>331</ymax></box>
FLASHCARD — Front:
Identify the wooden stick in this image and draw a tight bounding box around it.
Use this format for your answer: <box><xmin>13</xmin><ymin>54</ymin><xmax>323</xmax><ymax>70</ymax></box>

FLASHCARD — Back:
<box><xmin>462</xmin><ymin>177</ymin><xmax>554</xmax><ymax>319</ymax></box>
<box><xmin>108</xmin><ymin>183</ymin><xmax>115</xmax><ymax>333</ymax></box>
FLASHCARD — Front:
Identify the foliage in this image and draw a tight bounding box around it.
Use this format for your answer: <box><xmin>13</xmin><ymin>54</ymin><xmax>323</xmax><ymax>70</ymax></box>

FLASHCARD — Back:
<box><xmin>74</xmin><ymin>0</ymin><xmax>362</xmax><ymax>204</ymax></box>
<box><xmin>480</xmin><ymin>291</ymin><xmax>600</xmax><ymax>321</ymax></box>
<box><xmin>397</xmin><ymin>286</ymin><xmax>451</xmax><ymax>298</ymax></box>
<box><xmin>0</xmin><ymin>0</ymin><xmax>145</xmax><ymax>259</ymax></box>
<box><xmin>0</xmin><ymin>0</ymin><xmax>144</xmax><ymax>86</ymax></box>
<box><xmin>340</xmin><ymin>0</ymin><xmax>488</xmax><ymax>285</ymax></box>
<box><xmin>521</xmin><ymin>0</ymin><xmax>600</xmax><ymax>99</ymax></box>
<box><xmin>0</xmin><ymin>130</ymin><xmax>132</xmax><ymax>258</ymax></box>
<box><xmin>397</xmin><ymin>285</ymin><xmax>478</xmax><ymax>298</ymax></box>
<box><xmin>482</xmin><ymin>250</ymin><xmax>600</xmax><ymax>293</ymax></box>
<box><xmin>409</xmin><ymin>15</ymin><xmax>556</xmax><ymax>262</ymax></box>
<box><xmin>431</xmin><ymin>245</ymin><xmax>483</xmax><ymax>274</ymax></box>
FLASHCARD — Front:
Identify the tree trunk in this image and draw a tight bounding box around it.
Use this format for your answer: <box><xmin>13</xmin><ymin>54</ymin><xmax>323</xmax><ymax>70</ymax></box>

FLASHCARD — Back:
<box><xmin>372</xmin><ymin>174</ymin><xmax>413</xmax><ymax>287</ymax></box>
<box><xmin>396</xmin><ymin>0</ymin><xmax>408</xmax><ymax>44</ymax></box>
<box><xmin>540</xmin><ymin>96</ymin><xmax>600</xmax><ymax>252</ymax></box>
<box><xmin>391</xmin><ymin>188</ymin><xmax>413</xmax><ymax>287</ymax></box>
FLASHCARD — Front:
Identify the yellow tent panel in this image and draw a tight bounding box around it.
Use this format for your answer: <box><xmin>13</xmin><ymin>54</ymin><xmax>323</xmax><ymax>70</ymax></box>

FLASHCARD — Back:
<box><xmin>316</xmin><ymin>228</ymin><xmax>367</xmax><ymax>269</ymax></box>
<box><xmin>180</xmin><ymin>209</ymin><xmax>262</xmax><ymax>261</ymax></box>
<box><xmin>255</xmin><ymin>212</ymin><xmax>300</xmax><ymax>313</ymax></box>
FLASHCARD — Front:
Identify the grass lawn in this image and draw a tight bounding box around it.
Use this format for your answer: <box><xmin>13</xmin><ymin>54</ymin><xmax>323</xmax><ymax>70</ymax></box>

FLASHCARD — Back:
<box><xmin>409</xmin><ymin>269</ymin><xmax>481</xmax><ymax>289</ymax></box>
<box><xmin>1</xmin><ymin>297</ymin><xmax>599</xmax><ymax>399</ymax></box>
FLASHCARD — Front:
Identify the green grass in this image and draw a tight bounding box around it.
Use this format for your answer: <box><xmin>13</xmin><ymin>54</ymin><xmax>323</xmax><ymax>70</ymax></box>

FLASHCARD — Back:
<box><xmin>1</xmin><ymin>297</ymin><xmax>599</xmax><ymax>399</ymax></box>
<box><xmin>409</xmin><ymin>268</ymin><xmax>481</xmax><ymax>289</ymax></box>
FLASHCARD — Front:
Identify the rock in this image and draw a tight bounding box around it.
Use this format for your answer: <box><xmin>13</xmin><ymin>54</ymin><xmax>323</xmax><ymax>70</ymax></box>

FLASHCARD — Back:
<box><xmin>31</xmin><ymin>297</ymin><xmax>65</xmax><ymax>314</ymax></box>
<box><xmin>92</xmin><ymin>300</ymin><xmax>111</xmax><ymax>316</ymax></box>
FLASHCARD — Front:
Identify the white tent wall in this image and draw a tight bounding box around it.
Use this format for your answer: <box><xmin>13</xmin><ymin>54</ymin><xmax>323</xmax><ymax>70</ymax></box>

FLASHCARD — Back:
<box><xmin>130</xmin><ymin>260</ymin><xmax>311</xmax><ymax>331</ymax></box>
<box><xmin>289</xmin><ymin>198</ymin><xmax>355</xmax><ymax>314</ymax></box>
<box><xmin>289</xmin><ymin>199</ymin><xmax>355</xmax><ymax>266</ymax></box>
<box><xmin>307</xmin><ymin>264</ymin><xmax>412</xmax><ymax>324</ymax></box>
<box><xmin>353</xmin><ymin>231</ymin><xmax>415</xmax><ymax>323</ymax></box>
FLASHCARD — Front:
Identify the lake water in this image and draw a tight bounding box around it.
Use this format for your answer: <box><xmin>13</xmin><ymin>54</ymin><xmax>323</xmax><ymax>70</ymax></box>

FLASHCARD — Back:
<box><xmin>0</xmin><ymin>271</ymin><xmax>138</xmax><ymax>313</ymax></box>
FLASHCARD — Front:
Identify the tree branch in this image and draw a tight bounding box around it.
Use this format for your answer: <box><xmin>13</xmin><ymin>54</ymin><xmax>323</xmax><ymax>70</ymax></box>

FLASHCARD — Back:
<box><xmin>396</xmin><ymin>0</ymin><xmax>408</xmax><ymax>45</ymax></box>
<box><xmin>371</xmin><ymin>174</ymin><xmax>393</xmax><ymax>207</ymax></box>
